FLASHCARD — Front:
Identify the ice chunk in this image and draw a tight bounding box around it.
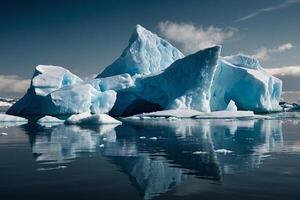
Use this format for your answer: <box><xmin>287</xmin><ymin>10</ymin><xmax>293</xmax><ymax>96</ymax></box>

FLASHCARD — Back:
<box><xmin>97</xmin><ymin>24</ymin><xmax>184</xmax><ymax>78</ymax></box>
<box><xmin>214</xmin><ymin>149</ymin><xmax>233</xmax><ymax>154</ymax></box>
<box><xmin>37</xmin><ymin>116</ymin><xmax>64</xmax><ymax>124</ymax></box>
<box><xmin>7</xmin><ymin>65</ymin><xmax>85</xmax><ymax>115</ymax></box>
<box><xmin>112</xmin><ymin>46</ymin><xmax>221</xmax><ymax>116</ymax></box>
<box><xmin>65</xmin><ymin>112</ymin><xmax>121</xmax><ymax>125</ymax></box>
<box><xmin>194</xmin><ymin>110</ymin><xmax>255</xmax><ymax>119</ymax></box>
<box><xmin>123</xmin><ymin>108</ymin><xmax>263</xmax><ymax>120</ymax></box>
<box><xmin>64</xmin><ymin>112</ymin><xmax>92</xmax><ymax>124</ymax></box>
<box><xmin>210</xmin><ymin>54</ymin><xmax>282</xmax><ymax>113</ymax></box>
<box><xmin>0</xmin><ymin>113</ymin><xmax>28</xmax><ymax>122</ymax></box>
<box><xmin>226</xmin><ymin>100</ymin><xmax>238</xmax><ymax>111</ymax></box>
<box><xmin>7</xmin><ymin>65</ymin><xmax>116</xmax><ymax>115</ymax></box>
<box><xmin>125</xmin><ymin>109</ymin><xmax>203</xmax><ymax>119</ymax></box>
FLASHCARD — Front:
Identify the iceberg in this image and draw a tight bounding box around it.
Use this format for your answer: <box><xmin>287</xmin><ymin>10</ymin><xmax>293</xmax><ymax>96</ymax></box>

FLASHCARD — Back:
<box><xmin>7</xmin><ymin>65</ymin><xmax>116</xmax><ymax>115</ymax></box>
<box><xmin>65</xmin><ymin>112</ymin><xmax>121</xmax><ymax>125</ymax></box>
<box><xmin>97</xmin><ymin>24</ymin><xmax>184</xmax><ymax>78</ymax></box>
<box><xmin>6</xmin><ymin>25</ymin><xmax>283</xmax><ymax>116</ymax></box>
<box><xmin>210</xmin><ymin>54</ymin><xmax>282</xmax><ymax>113</ymax></box>
<box><xmin>111</xmin><ymin>46</ymin><xmax>221</xmax><ymax>116</ymax></box>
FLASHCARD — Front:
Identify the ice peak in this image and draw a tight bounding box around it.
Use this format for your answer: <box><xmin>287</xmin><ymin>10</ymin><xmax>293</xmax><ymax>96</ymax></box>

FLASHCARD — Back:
<box><xmin>98</xmin><ymin>24</ymin><xmax>184</xmax><ymax>78</ymax></box>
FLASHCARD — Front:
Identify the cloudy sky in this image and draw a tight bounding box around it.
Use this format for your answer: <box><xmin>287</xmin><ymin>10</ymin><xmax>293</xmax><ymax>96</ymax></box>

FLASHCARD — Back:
<box><xmin>0</xmin><ymin>0</ymin><xmax>300</xmax><ymax>98</ymax></box>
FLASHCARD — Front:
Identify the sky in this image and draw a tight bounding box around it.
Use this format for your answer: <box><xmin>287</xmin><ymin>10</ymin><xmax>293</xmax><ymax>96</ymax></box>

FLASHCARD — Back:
<box><xmin>0</xmin><ymin>0</ymin><xmax>300</xmax><ymax>98</ymax></box>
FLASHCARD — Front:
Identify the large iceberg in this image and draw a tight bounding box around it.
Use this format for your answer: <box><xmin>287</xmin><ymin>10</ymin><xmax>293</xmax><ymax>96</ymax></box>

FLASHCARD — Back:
<box><xmin>210</xmin><ymin>54</ymin><xmax>282</xmax><ymax>113</ymax></box>
<box><xmin>7</xmin><ymin>65</ymin><xmax>116</xmax><ymax>115</ymax></box>
<box><xmin>110</xmin><ymin>46</ymin><xmax>221</xmax><ymax>115</ymax></box>
<box><xmin>97</xmin><ymin>24</ymin><xmax>184</xmax><ymax>78</ymax></box>
<box><xmin>7</xmin><ymin>25</ymin><xmax>282</xmax><ymax>116</ymax></box>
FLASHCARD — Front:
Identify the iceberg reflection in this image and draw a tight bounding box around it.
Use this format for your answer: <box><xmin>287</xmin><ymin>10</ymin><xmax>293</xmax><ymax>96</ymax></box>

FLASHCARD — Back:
<box><xmin>24</xmin><ymin>119</ymin><xmax>283</xmax><ymax>199</ymax></box>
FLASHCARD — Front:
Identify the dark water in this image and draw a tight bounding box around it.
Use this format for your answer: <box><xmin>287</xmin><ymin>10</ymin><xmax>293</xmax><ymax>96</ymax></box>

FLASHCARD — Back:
<box><xmin>1</xmin><ymin>118</ymin><xmax>300</xmax><ymax>200</ymax></box>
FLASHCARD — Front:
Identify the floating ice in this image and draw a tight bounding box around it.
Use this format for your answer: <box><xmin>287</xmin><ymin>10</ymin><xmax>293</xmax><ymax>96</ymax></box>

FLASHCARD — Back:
<box><xmin>97</xmin><ymin>24</ymin><xmax>184</xmax><ymax>78</ymax></box>
<box><xmin>123</xmin><ymin>108</ymin><xmax>265</xmax><ymax>120</ymax></box>
<box><xmin>7</xmin><ymin>65</ymin><xmax>116</xmax><ymax>115</ymax></box>
<box><xmin>214</xmin><ymin>149</ymin><xmax>233</xmax><ymax>154</ymax></box>
<box><xmin>65</xmin><ymin>112</ymin><xmax>122</xmax><ymax>125</ymax></box>
<box><xmin>37</xmin><ymin>116</ymin><xmax>64</xmax><ymax>124</ymax></box>
<box><xmin>0</xmin><ymin>113</ymin><xmax>28</xmax><ymax>122</ymax></box>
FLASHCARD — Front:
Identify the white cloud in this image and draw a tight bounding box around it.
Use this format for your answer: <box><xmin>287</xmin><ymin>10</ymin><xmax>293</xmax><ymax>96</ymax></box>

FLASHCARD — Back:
<box><xmin>266</xmin><ymin>66</ymin><xmax>300</xmax><ymax>93</ymax></box>
<box><xmin>0</xmin><ymin>75</ymin><xmax>30</xmax><ymax>94</ymax></box>
<box><xmin>252</xmin><ymin>43</ymin><xmax>294</xmax><ymax>61</ymax></box>
<box><xmin>158</xmin><ymin>21</ymin><xmax>237</xmax><ymax>54</ymax></box>
<box><xmin>276</xmin><ymin>43</ymin><xmax>294</xmax><ymax>52</ymax></box>
<box><xmin>266</xmin><ymin>66</ymin><xmax>300</xmax><ymax>76</ymax></box>
<box><xmin>235</xmin><ymin>0</ymin><xmax>300</xmax><ymax>22</ymax></box>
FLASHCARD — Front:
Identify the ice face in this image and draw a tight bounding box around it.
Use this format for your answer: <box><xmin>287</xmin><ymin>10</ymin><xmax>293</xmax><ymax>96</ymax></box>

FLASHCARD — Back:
<box><xmin>111</xmin><ymin>46</ymin><xmax>221</xmax><ymax>116</ymax></box>
<box><xmin>7</xmin><ymin>65</ymin><xmax>116</xmax><ymax>115</ymax></box>
<box><xmin>97</xmin><ymin>24</ymin><xmax>184</xmax><ymax>78</ymax></box>
<box><xmin>210</xmin><ymin>55</ymin><xmax>282</xmax><ymax>113</ymax></box>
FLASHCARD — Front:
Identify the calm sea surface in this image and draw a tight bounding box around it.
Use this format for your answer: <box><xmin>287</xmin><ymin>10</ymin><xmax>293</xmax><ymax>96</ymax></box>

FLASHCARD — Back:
<box><xmin>1</xmin><ymin>116</ymin><xmax>300</xmax><ymax>200</ymax></box>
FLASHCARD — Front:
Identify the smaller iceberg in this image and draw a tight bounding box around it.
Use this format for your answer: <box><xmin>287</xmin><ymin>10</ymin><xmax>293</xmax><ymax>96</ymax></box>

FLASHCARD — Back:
<box><xmin>65</xmin><ymin>112</ymin><xmax>122</xmax><ymax>125</ymax></box>
<box><xmin>0</xmin><ymin>113</ymin><xmax>28</xmax><ymax>128</ymax></box>
<box><xmin>37</xmin><ymin>116</ymin><xmax>64</xmax><ymax>124</ymax></box>
<box><xmin>7</xmin><ymin>65</ymin><xmax>117</xmax><ymax>115</ymax></box>
<box><xmin>0</xmin><ymin>113</ymin><xmax>28</xmax><ymax>122</ymax></box>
